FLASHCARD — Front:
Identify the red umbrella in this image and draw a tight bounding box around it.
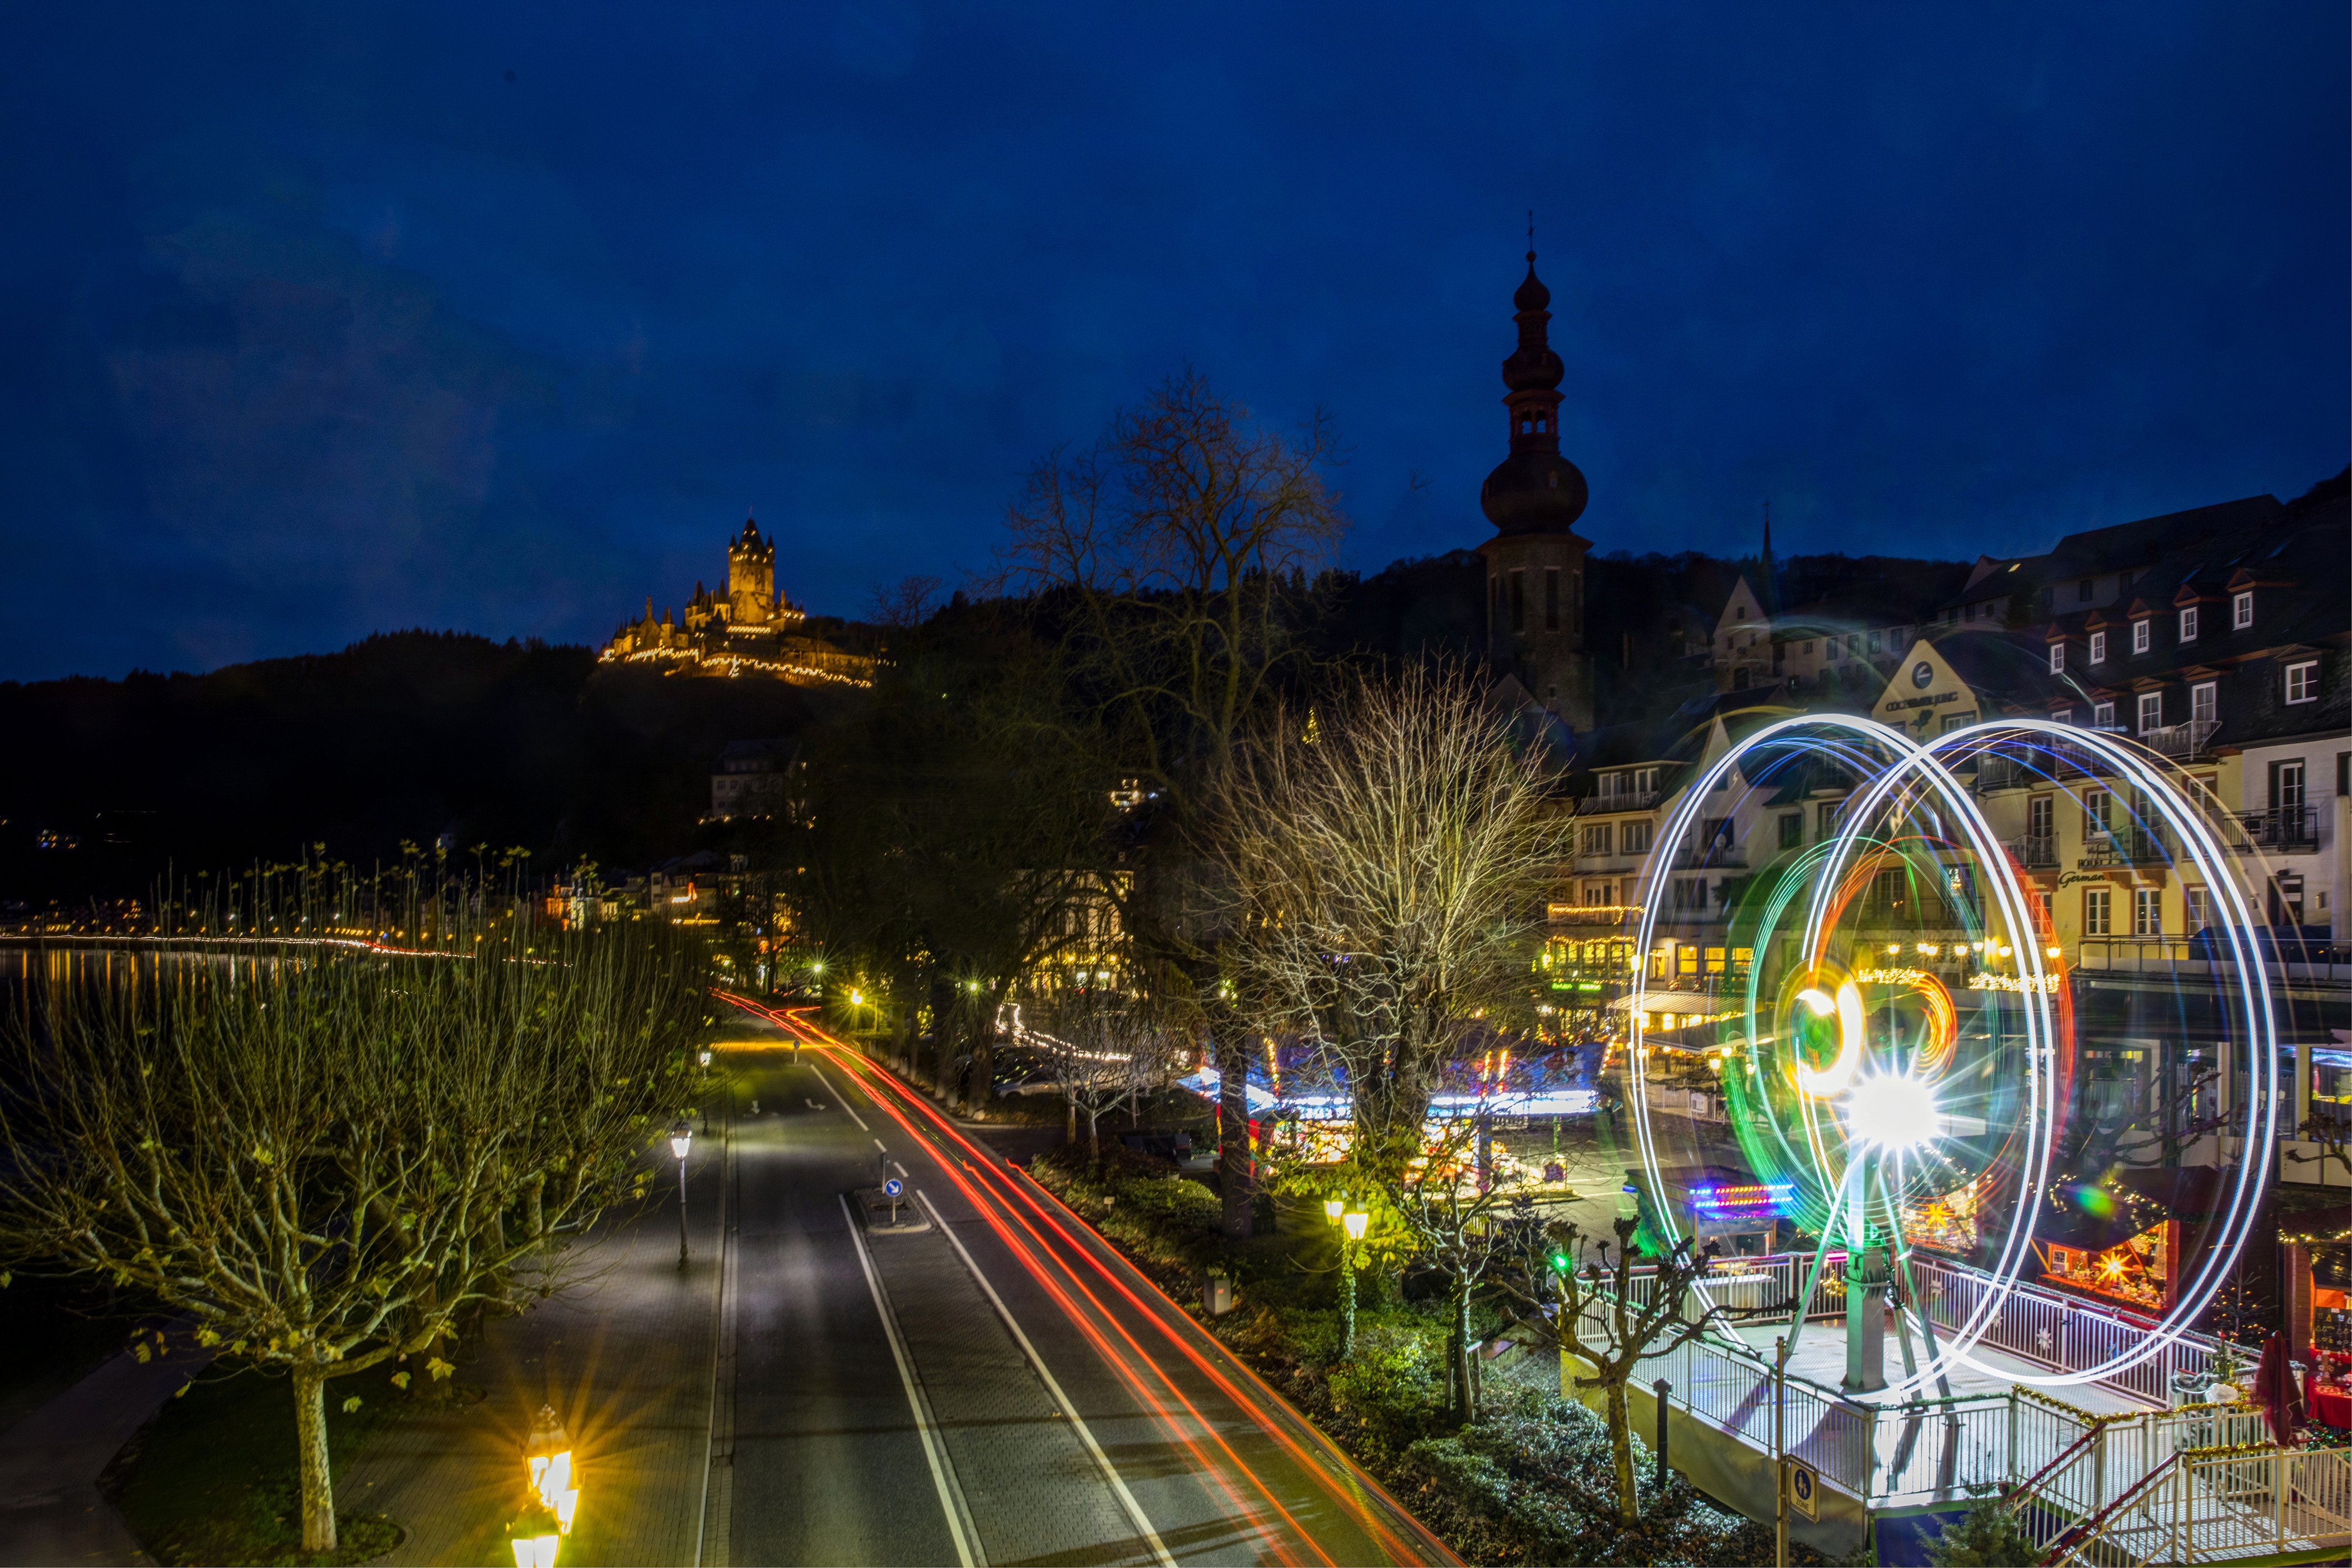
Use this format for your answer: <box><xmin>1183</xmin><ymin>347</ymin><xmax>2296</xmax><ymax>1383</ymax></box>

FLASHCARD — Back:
<box><xmin>2253</xmin><ymin>1332</ymin><xmax>2304</xmax><ymax>1447</ymax></box>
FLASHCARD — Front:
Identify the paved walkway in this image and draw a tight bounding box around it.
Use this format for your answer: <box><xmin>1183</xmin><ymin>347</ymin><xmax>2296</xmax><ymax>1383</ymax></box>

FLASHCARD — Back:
<box><xmin>0</xmin><ymin>1328</ymin><xmax>207</xmax><ymax>1567</ymax></box>
<box><xmin>342</xmin><ymin>1094</ymin><xmax>738</xmax><ymax>1565</ymax></box>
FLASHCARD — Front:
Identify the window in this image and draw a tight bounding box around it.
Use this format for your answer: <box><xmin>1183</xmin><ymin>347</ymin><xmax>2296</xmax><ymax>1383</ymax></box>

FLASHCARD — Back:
<box><xmin>1544</xmin><ymin>568</ymin><xmax>1560</xmax><ymax>631</ymax></box>
<box><xmin>2084</xmin><ymin>886</ymin><xmax>2111</xmax><ymax>936</ymax></box>
<box><xmin>1705</xmin><ymin>947</ymin><xmax>1726</xmax><ymax>975</ymax></box>
<box><xmin>1509</xmin><ymin>571</ymin><xmax>1525</xmax><ymax>633</ymax></box>
<box><xmin>1846</xmin><ymin>634</ymin><xmax>1861</xmax><ymax>657</ymax></box>
<box><xmin>1868</xmin><ymin>631</ymin><xmax>1882</xmax><ymax>653</ymax></box>
<box><xmin>1621</xmin><ymin>821</ymin><xmax>1653</xmax><ymax>856</ymax></box>
<box><xmin>1634</xmin><ymin>767</ymin><xmax>1660</xmax><ymax>795</ymax></box>
<box><xmin>2271</xmin><ymin>759</ymin><xmax>2306</xmax><ymax>811</ymax></box>
<box><xmin>2117</xmin><ymin>572</ymin><xmax>2132</xmax><ymax>595</ymax></box>
<box><xmin>2084</xmin><ymin>789</ymin><xmax>2111</xmax><ymax>832</ymax></box>
<box><xmin>1779</xmin><ymin>812</ymin><xmax>1803</xmax><ymax>850</ymax></box>
<box><xmin>1672</xmin><ymin>878</ymin><xmax>1707</xmax><ymax>911</ymax></box>
<box><xmin>1803</xmin><ymin>640</ymin><xmax>1816</xmax><ymax>655</ymax></box>
<box><xmin>1677</xmin><ymin>944</ymin><xmax>1699</xmax><ymax>976</ymax></box>
<box><xmin>2131</xmin><ymin>619</ymin><xmax>2151</xmax><ymax>655</ymax></box>
<box><xmin>2286</xmin><ymin>660</ymin><xmax>2319</xmax><ymax>704</ymax></box>
<box><xmin>2078</xmin><ymin>578</ymin><xmax>2094</xmax><ymax>603</ymax></box>
<box><xmin>2133</xmin><ymin>889</ymin><xmax>2160</xmax><ymax>937</ymax></box>
<box><xmin>1698</xmin><ymin>816</ymin><xmax>1733</xmax><ymax>852</ymax></box>
<box><xmin>2178</xmin><ymin>606</ymin><xmax>2198</xmax><ymax>644</ymax></box>
<box><xmin>2049</xmin><ymin>643</ymin><xmax>2065</xmax><ymax>673</ymax></box>
<box><xmin>2028</xmin><ymin>795</ymin><xmax>2054</xmax><ymax>837</ymax></box>
<box><xmin>1943</xmin><ymin>711</ymin><xmax>1976</xmax><ymax>734</ymax></box>
<box><xmin>1582</xmin><ymin>823</ymin><xmax>1613</xmax><ymax>857</ymax></box>
<box><xmin>2185</xmin><ymin>886</ymin><xmax>2210</xmax><ymax>934</ymax></box>
<box><xmin>2138</xmin><ymin>692</ymin><xmax>2162</xmax><ymax>733</ymax></box>
<box><xmin>1582</xmin><ymin>881</ymin><xmax>1612</xmax><ymax>906</ymax></box>
<box><xmin>2089</xmin><ymin>631</ymin><xmax>2107</xmax><ymax>664</ymax></box>
<box><xmin>2093</xmin><ymin>700</ymin><xmax>2116</xmax><ymax>729</ymax></box>
<box><xmin>2191</xmin><ymin>682</ymin><xmax>2216</xmax><ymax>727</ymax></box>
<box><xmin>2233</xmin><ymin>590</ymin><xmax>2252</xmax><ymax>629</ymax></box>
<box><xmin>1816</xmin><ymin>801</ymin><xmax>1841</xmax><ymax>839</ymax></box>
<box><xmin>2052</xmin><ymin>706</ymin><xmax>2074</xmax><ymax>725</ymax></box>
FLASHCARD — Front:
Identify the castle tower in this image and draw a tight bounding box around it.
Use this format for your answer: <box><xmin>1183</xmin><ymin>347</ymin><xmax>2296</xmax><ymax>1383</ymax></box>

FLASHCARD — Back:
<box><xmin>1475</xmin><ymin>245</ymin><xmax>1594</xmax><ymax>729</ymax></box>
<box><xmin>727</xmin><ymin>514</ymin><xmax>777</xmax><ymax>626</ymax></box>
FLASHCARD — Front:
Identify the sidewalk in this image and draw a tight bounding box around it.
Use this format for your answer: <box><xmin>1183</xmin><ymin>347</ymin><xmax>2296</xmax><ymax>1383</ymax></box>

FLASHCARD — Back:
<box><xmin>342</xmin><ymin>1118</ymin><xmax>730</xmax><ymax>1567</ymax></box>
<box><xmin>0</xmin><ymin>1331</ymin><xmax>207</xmax><ymax>1567</ymax></box>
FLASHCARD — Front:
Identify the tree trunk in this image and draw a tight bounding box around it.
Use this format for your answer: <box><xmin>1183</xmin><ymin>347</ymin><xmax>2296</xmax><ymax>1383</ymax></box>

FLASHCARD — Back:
<box><xmin>1066</xmin><ymin>1096</ymin><xmax>1077</xmax><ymax>1145</ymax></box>
<box><xmin>964</xmin><ymin>994</ymin><xmax>996</xmax><ymax>1116</ymax></box>
<box><xmin>1605</xmin><ymin>1378</ymin><xmax>1639</xmax><ymax>1524</ymax></box>
<box><xmin>1217</xmin><ymin>1039</ymin><xmax>1252</xmax><ymax>1240</ymax></box>
<box><xmin>1088</xmin><ymin>1107</ymin><xmax>1100</xmax><ymax>1170</ymax></box>
<box><xmin>1449</xmin><ymin>1282</ymin><xmax>1475</xmax><ymax>1425</ymax></box>
<box><xmin>293</xmin><ymin>1366</ymin><xmax>338</xmax><ymax>1552</ymax></box>
<box><xmin>934</xmin><ymin>1011</ymin><xmax>959</xmax><ymax>1105</ymax></box>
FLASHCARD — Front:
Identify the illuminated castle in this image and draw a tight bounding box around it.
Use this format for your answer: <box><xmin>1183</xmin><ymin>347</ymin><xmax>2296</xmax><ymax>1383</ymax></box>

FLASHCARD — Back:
<box><xmin>600</xmin><ymin>515</ymin><xmax>875</xmax><ymax>686</ymax></box>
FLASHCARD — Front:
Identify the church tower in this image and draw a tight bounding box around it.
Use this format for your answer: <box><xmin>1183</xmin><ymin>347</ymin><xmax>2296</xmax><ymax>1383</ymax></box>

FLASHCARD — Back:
<box><xmin>727</xmin><ymin>514</ymin><xmax>777</xmax><ymax>626</ymax></box>
<box><xmin>1475</xmin><ymin>244</ymin><xmax>1593</xmax><ymax>729</ymax></box>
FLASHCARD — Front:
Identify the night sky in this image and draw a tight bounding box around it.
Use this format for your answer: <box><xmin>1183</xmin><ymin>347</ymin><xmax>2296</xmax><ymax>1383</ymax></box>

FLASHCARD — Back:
<box><xmin>2</xmin><ymin>4</ymin><xmax>2342</xmax><ymax>680</ymax></box>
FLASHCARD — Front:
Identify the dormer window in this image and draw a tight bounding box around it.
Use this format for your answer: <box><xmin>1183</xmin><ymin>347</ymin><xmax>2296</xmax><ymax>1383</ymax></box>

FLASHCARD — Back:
<box><xmin>2089</xmin><ymin>631</ymin><xmax>2107</xmax><ymax>664</ymax></box>
<box><xmin>2131</xmin><ymin>619</ymin><xmax>2151</xmax><ymax>655</ymax></box>
<box><xmin>2048</xmin><ymin>643</ymin><xmax>2065</xmax><ymax>674</ymax></box>
<box><xmin>2178</xmin><ymin>606</ymin><xmax>2198</xmax><ymax>644</ymax></box>
<box><xmin>2233</xmin><ymin>590</ymin><xmax>2253</xmax><ymax>629</ymax></box>
<box><xmin>2078</xmin><ymin>579</ymin><xmax>2094</xmax><ymax>603</ymax></box>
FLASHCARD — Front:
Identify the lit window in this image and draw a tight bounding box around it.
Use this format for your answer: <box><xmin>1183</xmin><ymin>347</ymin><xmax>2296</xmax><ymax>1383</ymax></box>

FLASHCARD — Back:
<box><xmin>2093</xmin><ymin>700</ymin><xmax>2116</xmax><ymax>729</ymax></box>
<box><xmin>2131</xmin><ymin>619</ymin><xmax>2150</xmax><ymax>655</ymax></box>
<box><xmin>2133</xmin><ymin>889</ymin><xmax>2160</xmax><ymax>936</ymax></box>
<box><xmin>2178</xmin><ymin>606</ymin><xmax>2198</xmax><ymax>644</ymax></box>
<box><xmin>2138</xmin><ymin>692</ymin><xmax>2161</xmax><ymax>732</ymax></box>
<box><xmin>2089</xmin><ymin>631</ymin><xmax>2107</xmax><ymax>664</ymax></box>
<box><xmin>2049</xmin><ymin>643</ymin><xmax>2065</xmax><ymax>673</ymax></box>
<box><xmin>2286</xmin><ymin>660</ymin><xmax>2319</xmax><ymax>704</ymax></box>
<box><xmin>2232</xmin><ymin>590</ymin><xmax>2252</xmax><ymax>629</ymax></box>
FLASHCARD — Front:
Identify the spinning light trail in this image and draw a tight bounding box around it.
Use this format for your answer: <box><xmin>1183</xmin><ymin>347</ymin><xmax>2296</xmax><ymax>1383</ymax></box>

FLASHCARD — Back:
<box><xmin>1624</xmin><ymin>716</ymin><xmax>2280</xmax><ymax>1402</ymax></box>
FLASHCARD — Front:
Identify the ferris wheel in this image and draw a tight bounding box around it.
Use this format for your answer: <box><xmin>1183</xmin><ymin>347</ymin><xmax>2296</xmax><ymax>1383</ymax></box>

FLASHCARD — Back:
<box><xmin>1622</xmin><ymin>716</ymin><xmax>2281</xmax><ymax>1401</ymax></box>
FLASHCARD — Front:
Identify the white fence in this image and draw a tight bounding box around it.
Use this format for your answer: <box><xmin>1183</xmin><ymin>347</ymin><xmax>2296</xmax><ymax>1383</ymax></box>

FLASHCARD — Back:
<box><xmin>2032</xmin><ymin>1444</ymin><xmax>2352</xmax><ymax>1565</ymax></box>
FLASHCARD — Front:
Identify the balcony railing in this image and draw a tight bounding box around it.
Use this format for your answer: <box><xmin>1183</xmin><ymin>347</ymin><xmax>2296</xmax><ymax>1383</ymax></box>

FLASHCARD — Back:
<box><xmin>2078</xmin><ymin>828</ymin><xmax>2168</xmax><ymax>869</ymax></box>
<box><xmin>1577</xmin><ymin>789</ymin><xmax>1665</xmax><ymax>816</ymax></box>
<box><xmin>1671</xmin><ymin>843</ymin><xmax>1746</xmax><ymax>870</ymax></box>
<box><xmin>2138</xmin><ymin>716</ymin><xmax>2221</xmax><ymax>759</ymax></box>
<box><xmin>2234</xmin><ymin>805</ymin><xmax>2318</xmax><ymax>853</ymax></box>
<box><xmin>2009</xmin><ymin>832</ymin><xmax>2057</xmax><ymax>868</ymax></box>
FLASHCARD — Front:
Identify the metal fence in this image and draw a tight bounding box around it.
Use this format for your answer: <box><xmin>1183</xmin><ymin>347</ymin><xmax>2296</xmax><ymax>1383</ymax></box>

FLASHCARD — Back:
<box><xmin>2038</xmin><ymin>1444</ymin><xmax>2352</xmax><ymax>1565</ymax></box>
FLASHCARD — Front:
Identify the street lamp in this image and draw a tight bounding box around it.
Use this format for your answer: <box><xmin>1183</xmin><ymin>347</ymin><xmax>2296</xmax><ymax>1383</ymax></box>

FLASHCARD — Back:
<box><xmin>508</xmin><ymin>1404</ymin><xmax>577</xmax><ymax>1567</ymax></box>
<box><xmin>669</xmin><ymin>1118</ymin><xmax>693</xmax><ymax>1271</ymax></box>
<box><xmin>1329</xmin><ymin>1202</ymin><xmax>1369</xmax><ymax>1359</ymax></box>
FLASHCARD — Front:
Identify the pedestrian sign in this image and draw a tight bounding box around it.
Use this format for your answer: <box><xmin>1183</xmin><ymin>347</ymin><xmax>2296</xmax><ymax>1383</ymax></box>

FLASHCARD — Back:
<box><xmin>883</xmin><ymin>1178</ymin><xmax>903</xmax><ymax>1198</ymax></box>
<box><xmin>1784</xmin><ymin>1457</ymin><xmax>1819</xmax><ymax>1521</ymax></box>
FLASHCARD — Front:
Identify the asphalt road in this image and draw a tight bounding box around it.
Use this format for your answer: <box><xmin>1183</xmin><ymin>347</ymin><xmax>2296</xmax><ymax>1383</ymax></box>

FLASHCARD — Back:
<box><xmin>706</xmin><ymin>1007</ymin><xmax>1457</xmax><ymax>1568</ymax></box>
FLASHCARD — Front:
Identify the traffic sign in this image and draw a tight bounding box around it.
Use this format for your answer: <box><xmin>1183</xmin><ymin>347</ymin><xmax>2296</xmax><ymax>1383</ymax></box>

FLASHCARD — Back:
<box><xmin>1784</xmin><ymin>1457</ymin><xmax>1819</xmax><ymax>1521</ymax></box>
<box><xmin>883</xmin><ymin>1178</ymin><xmax>903</xmax><ymax>1198</ymax></box>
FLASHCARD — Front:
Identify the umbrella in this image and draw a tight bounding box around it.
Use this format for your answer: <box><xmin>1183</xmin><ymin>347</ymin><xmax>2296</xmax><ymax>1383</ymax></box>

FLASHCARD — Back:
<box><xmin>2253</xmin><ymin>1332</ymin><xmax>2305</xmax><ymax>1447</ymax></box>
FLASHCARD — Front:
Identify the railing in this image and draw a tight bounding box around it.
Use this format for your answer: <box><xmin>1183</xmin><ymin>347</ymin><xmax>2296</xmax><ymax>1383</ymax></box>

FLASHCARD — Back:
<box><xmin>2074</xmin><ymin>934</ymin><xmax>2352</xmax><ymax>984</ymax></box>
<box><xmin>1578</xmin><ymin>790</ymin><xmax>1665</xmax><ymax>816</ymax></box>
<box><xmin>2008</xmin><ymin>832</ymin><xmax>2057</xmax><ymax>868</ymax></box>
<box><xmin>2235</xmin><ymin>805</ymin><xmax>2319</xmax><ymax>853</ymax></box>
<box><xmin>2040</xmin><ymin>1444</ymin><xmax>2352</xmax><ymax>1565</ymax></box>
<box><xmin>2076</xmin><ymin>827</ymin><xmax>2168</xmax><ymax>868</ymax></box>
<box><xmin>1672</xmin><ymin>842</ymin><xmax>1747</xmax><ymax>870</ymax></box>
<box><xmin>2137</xmin><ymin>716</ymin><xmax>2221</xmax><ymax>759</ymax></box>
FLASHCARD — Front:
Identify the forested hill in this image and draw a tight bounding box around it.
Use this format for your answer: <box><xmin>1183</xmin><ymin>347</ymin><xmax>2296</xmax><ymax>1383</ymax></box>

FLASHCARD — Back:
<box><xmin>0</xmin><ymin>630</ymin><xmax>843</xmax><ymax>903</ymax></box>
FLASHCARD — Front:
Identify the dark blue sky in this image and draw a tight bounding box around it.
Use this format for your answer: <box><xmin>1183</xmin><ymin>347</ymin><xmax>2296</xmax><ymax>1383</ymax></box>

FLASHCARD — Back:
<box><xmin>2</xmin><ymin>4</ymin><xmax>2342</xmax><ymax>680</ymax></box>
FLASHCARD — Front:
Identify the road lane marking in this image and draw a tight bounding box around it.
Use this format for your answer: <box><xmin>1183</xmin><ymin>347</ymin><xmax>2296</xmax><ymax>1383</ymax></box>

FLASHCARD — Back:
<box><xmin>694</xmin><ymin>1093</ymin><xmax>735</xmax><ymax>1566</ymax></box>
<box><xmin>808</xmin><ymin>1064</ymin><xmax>871</xmax><ymax>1131</ymax></box>
<box><xmin>839</xmin><ymin>1193</ymin><xmax>981</xmax><ymax>1568</ymax></box>
<box><xmin>915</xmin><ymin>1188</ymin><xmax>1178</xmax><ymax>1568</ymax></box>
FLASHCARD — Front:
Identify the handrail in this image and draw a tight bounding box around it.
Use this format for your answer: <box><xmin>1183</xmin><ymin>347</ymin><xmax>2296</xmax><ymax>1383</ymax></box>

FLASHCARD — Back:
<box><xmin>2004</xmin><ymin>1424</ymin><xmax>2107</xmax><ymax>1513</ymax></box>
<box><xmin>2036</xmin><ymin>1446</ymin><xmax>2178</xmax><ymax>1567</ymax></box>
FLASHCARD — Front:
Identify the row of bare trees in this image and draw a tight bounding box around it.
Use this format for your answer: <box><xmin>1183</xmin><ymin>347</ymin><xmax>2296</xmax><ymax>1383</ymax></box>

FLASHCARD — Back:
<box><xmin>0</xmin><ymin>882</ymin><xmax>709</xmax><ymax>1552</ymax></box>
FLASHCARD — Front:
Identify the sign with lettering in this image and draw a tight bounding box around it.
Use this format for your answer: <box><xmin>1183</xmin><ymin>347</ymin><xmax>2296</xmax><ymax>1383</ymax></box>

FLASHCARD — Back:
<box><xmin>1882</xmin><ymin>689</ymin><xmax>1959</xmax><ymax>713</ymax></box>
<box><xmin>1785</xmin><ymin>1457</ymin><xmax>1819</xmax><ymax>1520</ymax></box>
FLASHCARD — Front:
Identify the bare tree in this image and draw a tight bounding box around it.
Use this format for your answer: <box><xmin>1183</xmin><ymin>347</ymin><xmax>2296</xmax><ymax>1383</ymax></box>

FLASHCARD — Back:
<box><xmin>0</xmin><ymin>920</ymin><xmax>708</xmax><ymax>1552</ymax></box>
<box><xmin>1209</xmin><ymin>662</ymin><xmax>1567</xmax><ymax>1402</ymax></box>
<box><xmin>1492</xmin><ymin>1215</ymin><xmax>1734</xmax><ymax>1525</ymax></box>
<box><xmin>1000</xmin><ymin>368</ymin><xmax>1348</xmax><ymax>1237</ymax></box>
<box><xmin>867</xmin><ymin>573</ymin><xmax>945</xmax><ymax>630</ymax></box>
<box><xmin>1030</xmin><ymin>993</ymin><xmax>1184</xmax><ymax>1167</ymax></box>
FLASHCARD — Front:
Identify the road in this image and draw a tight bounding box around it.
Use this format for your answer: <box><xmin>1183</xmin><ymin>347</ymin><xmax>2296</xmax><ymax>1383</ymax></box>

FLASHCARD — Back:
<box><xmin>705</xmin><ymin>1000</ymin><xmax>1457</xmax><ymax>1568</ymax></box>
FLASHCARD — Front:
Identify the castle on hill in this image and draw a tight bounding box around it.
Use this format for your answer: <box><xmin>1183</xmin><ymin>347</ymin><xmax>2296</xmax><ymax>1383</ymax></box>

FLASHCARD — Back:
<box><xmin>600</xmin><ymin>516</ymin><xmax>876</xmax><ymax>686</ymax></box>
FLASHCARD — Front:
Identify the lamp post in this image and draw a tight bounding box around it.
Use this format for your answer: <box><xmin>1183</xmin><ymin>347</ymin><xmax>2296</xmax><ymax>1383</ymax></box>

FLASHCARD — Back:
<box><xmin>669</xmin><ymin>1118</ymin><xmax>693</xmax><ymax>1271</ymax></box>
<box><xmin>697</xmin><ymin>1049</ymin><xmax>713</xmax><ymax>1135</ymax></box>
<box><xmin>1334</xmin><ymin>1203</ymin><xmax>1369</xmax><ymax>1359</ymax></box>
<box><xmin>508</xmin><ymin>1404</ymin><xmax>577</xmax><ymax>1568</ymax></box>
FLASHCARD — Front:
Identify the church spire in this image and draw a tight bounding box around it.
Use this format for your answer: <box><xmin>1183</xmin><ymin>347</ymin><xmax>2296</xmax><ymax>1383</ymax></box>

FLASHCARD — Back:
<box><xmin>1480</xmin><ymin>237</ymin><xmax>1589</xmax><ymax>536</ymax></box>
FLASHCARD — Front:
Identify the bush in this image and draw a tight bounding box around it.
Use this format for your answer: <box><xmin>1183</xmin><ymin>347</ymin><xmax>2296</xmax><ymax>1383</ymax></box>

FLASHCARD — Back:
<box><xmin>1925</xmin><ymin>1497</ymin><xmax>2039</xmax><ymax>1567</ymax></box>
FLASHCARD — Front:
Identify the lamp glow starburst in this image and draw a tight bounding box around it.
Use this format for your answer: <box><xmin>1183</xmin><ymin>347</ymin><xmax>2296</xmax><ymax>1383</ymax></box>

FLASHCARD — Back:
<box><xmin>1842</xmin><ymin>1072</ymin><xmax>1941</xmax><ymax>1153</ymax></box>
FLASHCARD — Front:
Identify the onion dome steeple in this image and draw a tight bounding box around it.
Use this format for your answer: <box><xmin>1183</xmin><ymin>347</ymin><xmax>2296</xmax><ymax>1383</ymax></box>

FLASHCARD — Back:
<box><xmin>1480</xmin><ymin>237</ymin><xmax>1589</xmax><ymax>536</ymax></box>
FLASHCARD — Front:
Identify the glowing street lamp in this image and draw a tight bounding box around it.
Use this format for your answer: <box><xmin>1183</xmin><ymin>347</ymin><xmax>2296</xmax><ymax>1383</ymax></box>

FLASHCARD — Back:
<box><xmin>669</xmin><ymin>1118</ymin><xmax>694</xmax><ymax>1271</ymax></box>
<box><xmin>1329</xmin><ymin>1201</ymin><xmax>1370</xmax><ymax>1359</ymax></box>
<box><xmin>508</xmin><ymin>1404</ymin><xmax>577</xmax><ymax>1567</ymax></box>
